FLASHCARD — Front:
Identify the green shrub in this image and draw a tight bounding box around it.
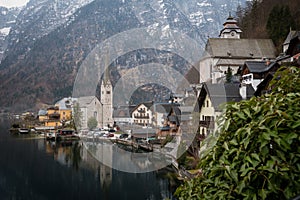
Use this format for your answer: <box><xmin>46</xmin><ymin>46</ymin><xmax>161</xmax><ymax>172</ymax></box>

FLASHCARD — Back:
<box><xmin>175</xmin><ymin>67</ymin><xmax>300</xmax><ymax>199</ymax></box>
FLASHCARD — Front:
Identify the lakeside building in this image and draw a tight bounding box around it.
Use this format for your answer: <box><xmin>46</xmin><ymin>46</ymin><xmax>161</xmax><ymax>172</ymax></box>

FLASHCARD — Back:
<box><xmin>131</xmin><ymin>102</ymin><xmax>154</xmax><ymax>126</ymax></box>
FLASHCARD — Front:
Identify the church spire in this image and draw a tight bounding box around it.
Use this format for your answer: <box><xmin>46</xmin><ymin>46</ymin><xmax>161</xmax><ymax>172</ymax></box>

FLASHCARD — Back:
<box><xmin>100</xmin><ymin>50</ymin><xmax>113</xmax><ymax>128</ymax></box>
<box><xmin>219</xmin><ymin>14</ymin><xmax>242</xmax><ymax>39</ymax></box>
<box><xmin>103</xmin><ymin>52</ymin><xmax>112</xmax><ymax>87</ymax></box>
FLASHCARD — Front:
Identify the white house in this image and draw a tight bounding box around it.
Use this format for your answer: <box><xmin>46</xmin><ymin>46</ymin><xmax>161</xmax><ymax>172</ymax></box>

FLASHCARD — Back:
<box><xmin>131</xmin><ymin>102</ymin><xmax>153</xmax><ymax>126</ymax></box>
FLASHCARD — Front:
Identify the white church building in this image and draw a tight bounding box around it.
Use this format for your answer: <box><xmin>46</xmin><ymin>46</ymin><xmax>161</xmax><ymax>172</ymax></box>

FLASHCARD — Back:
<box><xmin>77</xmin><ymin>70</ymin><xmax>114</xmax><ymax>130</ymax></box>
<box><xmin>199</xmin><ymin>15</ymin><xmax>276</xmax><ymax>83</ymax></box>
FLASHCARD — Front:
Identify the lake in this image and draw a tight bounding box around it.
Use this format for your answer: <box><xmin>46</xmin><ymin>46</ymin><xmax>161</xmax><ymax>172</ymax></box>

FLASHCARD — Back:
<box><xmin>0</xmin><ymin>118</ymin><xmax>178</xmax><ymax>200</ymax></box>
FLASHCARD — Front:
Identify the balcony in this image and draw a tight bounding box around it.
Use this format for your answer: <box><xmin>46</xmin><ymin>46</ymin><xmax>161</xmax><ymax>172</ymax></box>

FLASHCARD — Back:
<box><xmin>134</xmin><ymin>114</ymin><xmax>150</xmax><ymax>119</ymax></box>
<box><xmin>199</xmin><ymin>120</ymin><xmax>215</xmax><ymax>129</ymax></box>
<box><xmin>48</xmin><ymin>113</ymin><xmax>60</xmax><ymax>120</ymax></box>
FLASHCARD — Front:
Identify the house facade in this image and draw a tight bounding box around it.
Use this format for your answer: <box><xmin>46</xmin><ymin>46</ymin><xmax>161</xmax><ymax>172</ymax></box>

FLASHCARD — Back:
<box><xmin>55</xmin><ymin>97</ymin><xmax>77</xmax><ymax>123</ymax></box>
<box><xmin>239</xmin><ymin>61</ymin><xmax>280</xmax><ymax>90</ymax></box>
<box><xmin>44</xmin><ymin>106</ymin><xmax>61</xmax><ymax>127</ymax></box>
<box><xmin>131</xmin><ymin>102</ymin><xmax>153</xmax><ymax>126</ymax></box>
<box><xmin>156</xmin><ymin>103</ymin><xmax>181</xmax><ymax>138</ymax></box>
<box><xmin>197</xmin><ymin>83</ymin><xmax>254</xmax><ymax>138</ymax></box>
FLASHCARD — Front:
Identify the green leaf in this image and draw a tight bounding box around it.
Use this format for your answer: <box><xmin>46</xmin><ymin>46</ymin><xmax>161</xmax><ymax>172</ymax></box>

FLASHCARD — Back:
<box><xmin>262</xmin><ymin>132</ymin><xmax>271</xmax><ymax>141</ymax></box>
<box><xmin>245</xmin><ymin>156</ymin><xmax>252</xmax><ymax>164</ymax></box>
<box><xmin>236</xmin><ymin>112</ymin><xmax>246</xmax><ymax>120</ymax></box>
<box><xmin>251</xmin><ymin>153</ymin><xmax>261</xmax><ymax>162</ymax></box>
<box><xmin>223</xmin><ymin>142</ymin><xmax>229</xmax><ymax>151</ymax></box>
<box><xmin>292</xmin><ymin>121</ymin><xmax>300</xmax><ymax>129</ymax></box>
<box><xmin>240</xmin><ymin>167</ymin><xmax>254</xmax><ymax>177</ymax></box>
<box><xmin>259</xmin><ymin>189</ymin><xmax>267</xmax><ymax>200</ymax></box>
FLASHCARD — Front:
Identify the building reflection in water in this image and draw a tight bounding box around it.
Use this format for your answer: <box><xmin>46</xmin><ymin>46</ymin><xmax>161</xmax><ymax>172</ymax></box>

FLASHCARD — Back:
<box><xmin>44</xmin><ymin>140</ymin><xmax>113</xmax><ymax>189</ymax></box>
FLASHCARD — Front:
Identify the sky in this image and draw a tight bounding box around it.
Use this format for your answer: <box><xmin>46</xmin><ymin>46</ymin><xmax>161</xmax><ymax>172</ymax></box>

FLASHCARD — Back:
<box><xmin>0</xmin><ymin>0</ymin><xmax>29</xmax><ymax>8</ymax></box>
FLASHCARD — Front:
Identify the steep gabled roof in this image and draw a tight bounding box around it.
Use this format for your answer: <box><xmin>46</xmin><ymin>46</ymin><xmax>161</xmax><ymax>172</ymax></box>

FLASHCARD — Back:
<box><xmin>55</xmin><ymin>97</ymin><xmax>77</xmax><ymax>110</ymax></box>
<box><xmin>284</xmin><ymin>30</ymin><xmax>300</xmax><ymax>45</ymax></box>
<box><xmin>198</xmin><ymin>83</ymin><xmax>252</xmax><ymax>112</ymax></box>
<box><xmin>244</xmin><ymin>61</ymin><xmax>268</xmax><ymax>73</ymax></box>
<box><xmin>242</xmin><ymin>61</ymin><xmax>278</xmax><ymax>73</ymax></box>
<box><xmin>206</xmin><ymin>38</ymin><xmax>276</xmax><ymax>59</ymax></box>
<box><xmin>77</xmin><ymin>96</ymin><xmax>99</xmax><ymax>107</ymax></box>
<box><xmin>130</xmin><ymin>101</ymin><xmax>154</xmax><ymax>115</ymax></box>
<box><xmin>113</xmin><ymin>109</ymin><xmax>131</xmax><ymax>118</ymax></box>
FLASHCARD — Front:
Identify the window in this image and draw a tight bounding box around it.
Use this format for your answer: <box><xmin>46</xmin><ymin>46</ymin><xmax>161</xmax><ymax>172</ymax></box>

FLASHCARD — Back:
<box><xmin>94</xmin><ymin>111</ymin><xmax>97</xmax><ymax>118</ymax></box>
<box><xmin>206</xmin><ymin>100</ymin><xmax>209</xmax><ymax>107</ymax></box>
<box><xmin>107</xmin><ymin>91</ymin><xmax>110</xmax><ymax>94</ymax></box>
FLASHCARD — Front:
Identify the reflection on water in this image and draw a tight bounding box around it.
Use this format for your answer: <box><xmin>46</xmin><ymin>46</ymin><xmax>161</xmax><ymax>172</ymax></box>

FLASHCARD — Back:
<box><xmin>84</xmin><ymin>140</ymin><xmax>171</xmax><ymax>173</ymax></box>
<box><xmin>0</xmin><ymin>119</ymin><xmax>177</xmax><ymax>200</ymax></box>
<box><xmin>45</xmin><ymin>141</ymin><xmax>82</xmax><ymax>170</ymax></box>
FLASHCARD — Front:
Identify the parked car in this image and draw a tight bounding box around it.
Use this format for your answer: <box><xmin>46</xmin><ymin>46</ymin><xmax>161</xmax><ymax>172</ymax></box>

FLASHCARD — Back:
<box><xmin>119</xmin><ymin>133</ymin><xmax>129</xmax><ymax>139</ymax></box>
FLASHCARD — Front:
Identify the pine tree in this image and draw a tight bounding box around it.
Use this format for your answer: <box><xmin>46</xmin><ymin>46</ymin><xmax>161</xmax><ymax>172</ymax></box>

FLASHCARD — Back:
<box><xmin>226</xmin><ymin>67</ymin><xmax>233</xmax><ymax>83</ymax></box>
<box><xmin>267</xmin><ymin>5</ymin><xmax>295</xmax><ymax>46</ymax></box>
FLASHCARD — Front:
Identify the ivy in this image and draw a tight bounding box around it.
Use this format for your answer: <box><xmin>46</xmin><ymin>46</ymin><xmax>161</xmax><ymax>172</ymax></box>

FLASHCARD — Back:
<box><xmin>175</xmin><ymin>67</ymin><xmax>300</xmax><ymax>199</ymax></box>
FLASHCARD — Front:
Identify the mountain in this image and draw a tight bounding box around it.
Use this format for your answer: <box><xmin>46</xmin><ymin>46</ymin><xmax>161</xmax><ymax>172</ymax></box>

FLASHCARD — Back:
<box><xmin>2</xmin><ymin>0</ymin><xmax>94</xmax><ymax>66</ymax></box>
<box><xmin>0</xmin><ymin>0</ymin><xmax>246</xmax><ymax>112</ymax></box>
<box><xmin>0</xmin><ymin>6</ymin><xmax>21</xmax><ymax>61</ymax></box>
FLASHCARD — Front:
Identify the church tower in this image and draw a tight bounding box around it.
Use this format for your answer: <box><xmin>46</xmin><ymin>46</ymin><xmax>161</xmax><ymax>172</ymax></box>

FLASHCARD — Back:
<box><xmin>219</xmin><ymin>14</ymin><xmax>242</xmax><ymax>39</ymax></box>
<box><xmin>100</xmin><ymin>61</ymin><xmax>113</xmax><ymax>128</ymax></box>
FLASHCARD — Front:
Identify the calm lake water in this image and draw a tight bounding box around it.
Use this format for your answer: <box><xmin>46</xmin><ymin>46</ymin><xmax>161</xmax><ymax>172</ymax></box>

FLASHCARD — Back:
<box><xmin>0</xmin><ymin>118</ymin><xmax>177</xmax><ymax>200</ymax></box>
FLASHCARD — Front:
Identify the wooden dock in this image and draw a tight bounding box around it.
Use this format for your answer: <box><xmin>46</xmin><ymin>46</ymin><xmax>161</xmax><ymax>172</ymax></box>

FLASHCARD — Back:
<box><xmin>113</xmin><ymin>139</ymin><xmax>153</xmax><ymax>152</ymax></box>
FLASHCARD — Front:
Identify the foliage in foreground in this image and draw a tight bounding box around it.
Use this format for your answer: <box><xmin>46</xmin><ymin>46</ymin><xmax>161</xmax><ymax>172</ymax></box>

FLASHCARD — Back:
<box><xmin>175</xmin><ymin>67</ymin><xmax>300</xmax><ymax>199</ymax></box>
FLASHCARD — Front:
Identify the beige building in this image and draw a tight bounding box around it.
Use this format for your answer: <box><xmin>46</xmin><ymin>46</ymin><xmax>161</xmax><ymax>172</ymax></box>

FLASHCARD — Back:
<box><xmin>198</xmin><ymin>83</ymin><xmax>254</xmax><ymax>138</ymax></box>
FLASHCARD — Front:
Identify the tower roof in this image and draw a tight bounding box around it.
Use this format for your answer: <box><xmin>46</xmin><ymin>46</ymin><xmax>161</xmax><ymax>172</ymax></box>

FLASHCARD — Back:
<box><xmin>102</xmin><ymin>52</ymin><xmax>112</xmax><ymax>87</ymax></box>
<box><xmin>219</xmin><ymin>14</ymin><xmax>242</xmax><ymax>38</ymax></box>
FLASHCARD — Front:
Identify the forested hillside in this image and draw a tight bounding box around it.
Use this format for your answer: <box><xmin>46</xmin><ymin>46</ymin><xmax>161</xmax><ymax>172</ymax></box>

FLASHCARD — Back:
<box><xmin>236</xmin><ymin>0</ymin><xmax>300</xmax><ymax>52</ymax></box>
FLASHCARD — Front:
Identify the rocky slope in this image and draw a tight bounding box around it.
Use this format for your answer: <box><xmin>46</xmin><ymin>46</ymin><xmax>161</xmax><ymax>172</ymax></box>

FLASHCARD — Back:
<box><xmin>0</xmin><ymin>0</ymin><xmax>246</xmax><ymax>111</ymax></box>
<box><xmin>0</xmin><ymin>6</ymin><xmax>21</xmax><ymax>61</ymax></box>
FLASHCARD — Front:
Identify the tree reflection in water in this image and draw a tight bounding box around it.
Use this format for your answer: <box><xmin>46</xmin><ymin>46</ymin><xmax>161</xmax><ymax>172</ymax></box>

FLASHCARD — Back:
<box><xmin>46</xmin><ymin>141</ymin><xmax>82</xmax><ymax>170</ymax></box>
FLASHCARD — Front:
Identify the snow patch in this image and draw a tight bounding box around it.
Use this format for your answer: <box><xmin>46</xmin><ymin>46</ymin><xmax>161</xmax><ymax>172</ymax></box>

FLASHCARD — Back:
<box><xmin>197</xmin><ymin>2</ymin><xmax>212</xmax><ymax>7</ymax></box>
<box><xmin>0</xmin><ymin>27</ymin><xmax>11</xmax><ymax>36</ymax></box>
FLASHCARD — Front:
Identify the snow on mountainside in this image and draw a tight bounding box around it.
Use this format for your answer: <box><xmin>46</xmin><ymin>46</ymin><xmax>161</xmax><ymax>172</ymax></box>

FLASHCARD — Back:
<box><xmin>0</xmin><ymin>0</ymin><xmax>247</xmax><ymax>111</ymax></box>
<box><xmin>0</xmin><ymin>6</ymin><xmax>21</xmax><ymax>61</ymax></box>
<box><xmin>2</xmin><ymin>0</ymin><xmax>94</xmax><ymax>60</ymax></box>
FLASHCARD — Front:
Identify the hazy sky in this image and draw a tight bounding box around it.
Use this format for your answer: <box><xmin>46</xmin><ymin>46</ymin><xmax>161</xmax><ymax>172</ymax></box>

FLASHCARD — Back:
<box><xmin>0</xmin><ymin>0</ymin><xmax>29</xmax><ymax>8</ymax></box>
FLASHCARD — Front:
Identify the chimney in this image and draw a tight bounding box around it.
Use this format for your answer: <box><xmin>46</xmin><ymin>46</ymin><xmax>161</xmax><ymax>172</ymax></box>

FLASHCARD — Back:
<box><xmin>265</xmin><ymin>59</ymin><xmax>270</xmax><ymax>66</ymax></box>
<box><xmin>240</xmin><ymin>83</ymin><xmax>247</xmax><ymax>100</ymax></box>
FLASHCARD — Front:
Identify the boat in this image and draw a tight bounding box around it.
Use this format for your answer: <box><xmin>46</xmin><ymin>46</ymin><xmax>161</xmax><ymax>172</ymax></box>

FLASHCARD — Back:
<box><xmin>18</xmin><ymin>128</ymin><xmax>30</xmax><ymax>134</ymax></box>
<box><xmin>46</xmin><ymin>132</ymin><xmax>56</xmax><ymax>141</ymax></box>
<box><xmin>56</xmin><ymin>129</ymin><xmax>80</xmax><ymax>141</ymax></box>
